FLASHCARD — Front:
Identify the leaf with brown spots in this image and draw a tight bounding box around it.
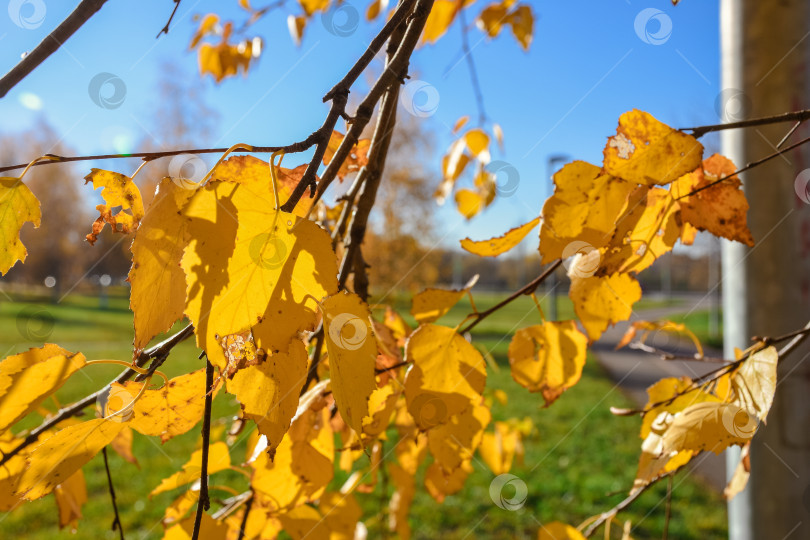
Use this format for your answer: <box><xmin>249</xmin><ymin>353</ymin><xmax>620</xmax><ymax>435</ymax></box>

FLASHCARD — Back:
<box><xmin>672</xmin><ymin>154</ymin><xmax>754</xmax><ymax>246</ymax></box>
<box><xmin>84</xmin><ymin>169</ymin><xmax>145</xmax><ymax>245</ymax></box>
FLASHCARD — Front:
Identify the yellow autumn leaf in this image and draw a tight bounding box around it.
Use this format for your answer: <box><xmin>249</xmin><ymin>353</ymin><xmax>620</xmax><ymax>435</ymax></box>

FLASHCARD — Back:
<box><xmin>84</xmin><ymin>169</ymin><xmax>145</xmax><ymax>245</ymax></box>
<box><xmin>362</xmin><ymin>382</ymin><xmax>400</xmax><ymax>438</ymax></box>
<box><xmin>507</xmin><ymin>4</ymin><xmax>533</xmax><ymax>50</ymax></box>
<box><xmin>366</xmin><ymin>0</ymin><xmax>387</xmax><ymax>21</ymax></box>
<box><xmin>0</xmin><ymin>344</ymin><xmax>86</xmax><ymax>434</ymax></box>
<box><xmin>388</xmin><ymin>463</ymin><xmax>415</xmax><ymax>540</ymax></box>
<box><xmin>16</xmin><ymin>419</ymin><xmax>125</xmax><ymax>500</ymax></box>
<box><xmin>538</xmin><ymin>522</ymin><xmax>587</xmax><ymax>540</ymax></box>
<box><xmin>278</xmin><ymin>492</ymin><xmax>361</xmax><ymax>540</ymax></box>
<box><xmin>598</xmin><ymin>186</ymin><xmax>682</xmax><ymax>275</ymax></box>
<box><xmin>227</xmin><ymin>338</ymin><xmax>308</xmax><ymax>453</ymax></box>
<box><xmin>428</xmin><ymin>402</ymin><xmax>490</xmax><ymax>472</ymax></box>
<box><xmin>424</xmin><ymin>460</ymin><xmax>472</xmax><ymax>502</ymax></box>
<box><xmin>109</xmin><ymin>425</ymin><xmax>139</xmax><ymax>467</ymax></box>
<box><xmin>539</xmin><ymin>161</ymin><xmax>634</xmax><ymax>264</ymax></box>
<box><xmin>54</xmin><ymin>469</ymin><xmax>86</xmax><ymax>530</ymax></box>
<box><xmin>410</xmin><ymin>280</ymin><xmax>474</xmax><ymax>324</ymax></box>
<box><xmin>479</xmin><ymin>421</ymin><xmax>522</xmax><ymax>475</ymax></box>
<box><xmin>724</xmin><ymin>442</ymin><xmax>750</xmax><ymax>500</ymax></box>
<box><xmin>0</xmin><ymin>176</ymin><xmax>40</xmax><ymax>274</ymax></box>
<box><xmin>163</xmin><ymin>512</ymin><xmax>229</xmax><ymax>540</ymax></box>
<box><xmin>422</xmin><ymin>0</ymin><xmax>458</xmax><ymax>44</ymax></box>
<box><xmin>129</xmin><ymin>179</ymin><xmax>195</xmax><ymax>351</ymax></box>
<box><xmin>461</xmin><ymin>216</ymin><xmax>540</xmax><ymax>257</ymax></box>
<box><xmin>603</xmin><ymin>110</ymin><xmax>703</xmax><ymax>186</ymax></box>
<box><xmin>189</xmin><ymin>13</ymin><xmax>219</xmax><ymax>49</ymax></box>
<box><xmin>384</xmin><ymin>305</ymin><xmax>412</xmax><ymax>342</ymax></box>
<box><xmin>323</xmin><ymin>130</ymin><xmax>371</xmax><ymax>181</ymax></box>
<box><xmin>288</xmin><ymin>14</ymin><xmax>307</xmax><ymax>46</ymax></box>
<box><xmin>151</xmin><ymin>442</ymin><xmax>231</xmax><ymax>496</ymax></box>
<box><xmin>404</xmin><ymin>325</ymin><xmax>487</xmax><ymax>429</ymax></box>
<box><xmin>455</xmin><ymin>188</ymin><xmax>486</xmax><ymax>219</ymax></box>
<box><xmin>0</xmin><ymin>434</ymin><xmax>28</xmax><ymax>510</ymax></box>
<box><xmin>661</xmin><ymin>401</ymin><xmax>757</xmax><ymax>455</ymax></box>
<box><xmin>321</xmin><ymin>291</ymin><xmax>377</xmax><ymax>435</ymax></box>
<box><xmin>299</xmin><ymin>0</ymin><xmax>329</xmax><ymax>16</ymax></box>
<box><xmin>127</xmin><ymin>369</ymin><xmax>210</xmax><ymax>443</ymax></box>
<box><xmin>569</xmin><ymin>273</ymin><xmax>641</xmax><ymax>341</ymax></box>
<box><xmin>729</xmin><ymin>346</ymin><xmax>778</xmax><ymax>422</ymax></box>
<box><xmin>672</xmin><ymin>153</ymin><xmax>754</xmax><ymax>246</ymax></box>
<box><xmin>508</xmin><ymin>320</ymin><xmax>588</xmax><ymax>406</ymax></box>
<box><xmin>250</xmin><ymin>385</ymin><xmax>334</xmax><ymax>511</ymax></box>
<box><xmin>640</xmin><ymin>377</ymin><xmax>718</xmax><ymax>439</ymax></box>
<box><xmin>476</xmin><ymin>3</ymin><xmax>508</xmax><ymax>37</ymax></box>
<box><xmin>452</xmin><ymin>115</ymin><xmax>470</xmax><ymax>134</ymax></box>
<box><xmin>181</xmin><ymin>176</ymin><xmax>338</xmax><ymax>369</ymax></box>
<box><xmin>464</xmin><ymin>129</ymin><xmax>490</xmax><ymax>157</ymax></box>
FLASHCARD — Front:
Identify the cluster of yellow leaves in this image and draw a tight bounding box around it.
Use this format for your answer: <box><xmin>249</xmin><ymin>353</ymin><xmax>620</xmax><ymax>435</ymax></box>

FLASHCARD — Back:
<box><xmin>437</xmin><ymin>120</ymin><xmax>506</xmax><ymax>219</ymax></box>
<box><xmin>476</xmin><ymin>0</ymin><xmax>534</xmax><ymax>50</ymax></box>
<box><xmin>423</xmin><ymin>0</ymin><xmax>534</xmax><ymax>50</ymax></box>
<box><xmin>84</xmin><ymin>169</ymin><xmax>145</xmax><ymax>245</ymax></box>
<box><xmin>631</xmin><ymin>346</ymin><xmax>777</xmax><ymax>498</ymax></box>
<box><xmin>190</xmin><ymin>14</ymin><xmax>262</xmax><ymax>83</ymax></box>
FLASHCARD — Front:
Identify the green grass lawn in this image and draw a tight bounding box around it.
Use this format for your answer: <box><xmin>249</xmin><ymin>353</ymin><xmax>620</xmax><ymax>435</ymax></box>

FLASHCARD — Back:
<box><xmin>0</xmin><ymin>290</ymin><xmax>726</xmax><ymax>539</ymax></box>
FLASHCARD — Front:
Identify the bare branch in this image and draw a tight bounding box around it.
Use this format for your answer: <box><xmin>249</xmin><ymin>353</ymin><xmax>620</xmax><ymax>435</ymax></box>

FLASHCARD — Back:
<box><xmin>191</xmin><ymin>359</ymin><xmax>215</xmax><ymax>540</ymax></box>
<box><xmin>460</xmin><ymin>260</ymin><xmax>562</xmax><ymax>334</ymax></box>
<box><xmin>681</xmin><ymin>108</ymin><xmax>810</xmax><ymax>138</ymax></box>
<box><xmin>156</xmin><ymin>0</ymin><xmax>182</xmax><ymax>38</ymax></box>
<box><xmin>102</xmin><ymin>447</ymin><xmax>126</xmax><ymax>540</ymax></box>
<box><xmin>0</xmin><ymin>0</ymin><xmax>109</xmax><ymax>99</ymax></box>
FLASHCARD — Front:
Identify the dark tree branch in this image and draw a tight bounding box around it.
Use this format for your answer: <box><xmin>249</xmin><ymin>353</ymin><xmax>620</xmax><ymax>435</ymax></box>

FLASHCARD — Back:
<box><xmin>156</xmin><ymin>0</ymin><xmax>182</xmax><ymax>38</ymax></box>
<box><xmin>102</xmin><ymin>447</ymin><xmax>126</xmax><ymax>540</ymax></box>
<box><xmin>0</xmin><ymin>324</ymin><xmax>194</xmax><ymax>467</ymax></box>
<box><xmin>582</xmin><ymin>472</ymin><xmax>676</xmax><ymax>538</ymax></box>
<box><xmin>191</xmin><ymin>359</ymin><xmax>215</xmax><ymax>540</ymax></box>
<box><xmin>306</xmin><ymin>0</ymin><xmax>435</xmax><ymax>211</ymax></box>
<box><xmin>280</xmin><ymin>0</ymin><xmax>420</xmax><ymax>213</ymax></box>
<box><xmin>0</xmin><ymin>0</ymin><xmax>109</xmax><ymax>99</ymax></box>
<box><xmin>235</xmin><ymin>493</ymin><xmax>254</xmax><ymax>540</ymax></box>
<box><xmin>681</xmin><ymin>109</ymin><xmax>810</xmax><ymax>138</ymax></box>
<box><xmin>460</xmin><ymin>260</ymin><xmax>562</xmax><ymax>334</ymax></box>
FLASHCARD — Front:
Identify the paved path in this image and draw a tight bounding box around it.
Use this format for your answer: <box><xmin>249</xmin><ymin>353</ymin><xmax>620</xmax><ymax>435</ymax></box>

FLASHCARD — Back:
<box><xmin>591</xmin><ymin>293</ymin><xmax>727</xmax><ymax>491</ymax></box>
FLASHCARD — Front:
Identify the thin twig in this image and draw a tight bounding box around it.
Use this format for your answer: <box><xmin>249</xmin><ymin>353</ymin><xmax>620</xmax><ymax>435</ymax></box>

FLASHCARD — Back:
<box><xmin>280</xmin><ymin>0</ymin><xmax>420</xmax><ymax>213</ymax></box>
<box><xmin>676</xmin><ymin>134</ymin><xmax>810</xmax><ymax>200</ymax></box>
<box><xmin>235</xmin><ymin>492</ymin><xmax>254</xmax><ymax>540</ymax></box>
<box><xmin>304</xmin><ymin>0</ymin><xmax>435</xmax><ymax>212</ymax></box>
<box><xmin>681</xmin><ymin>108</ymin><xmax>810</xmax><ymax>138</ymax></box>
<box><xmin>663</xmin><ymin>475</ymin><xmax>672</xmax><ymax>540</ymax></box>
<box><xmin>776</xmin><ymin>120</ymin><xmax>803</xmax><ymax>149</ymax></box>
<box><xmin>191</xmin><ymin>359</ymin><xmax>215</xmax><ymax>540</ymax></box>
<box><xmin>102</xmin><ymin>448</ymin><xmax>125</xmax><ymax>540</ymax></box>
<box><xmin>0</xmin><ymin>324</ymin><xmax>194</xmax><ymax>467</ymax></box>
<box><xmin>460</xmin><ymin>260</ymin><xmax>562</xmax><ymax>334</ymax></box>
<box><xmin>581</xmin><ymin>472</ymin><xmax>676</xmax><ymax>537</ymax></box>
<box><xmin>156</xmin><ymin>0</ymin><xmax>182</xmax><ymax>38</ymax></box>
<box><xmin>458</xmin><ymin>7</ymin><xmax>486</xmax><ymax>125</ymax></box>
<box><xmin>0</xmin><ymin>0</ymin><xmax>110</xmax><ymax>98</ymax></box>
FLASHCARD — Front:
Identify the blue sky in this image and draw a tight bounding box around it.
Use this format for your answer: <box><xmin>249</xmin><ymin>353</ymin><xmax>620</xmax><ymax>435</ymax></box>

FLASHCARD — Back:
<box><xmin>0</xmin><ymin>0</ymin><xmax>721</xmax><ymax>247</ymax></box>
